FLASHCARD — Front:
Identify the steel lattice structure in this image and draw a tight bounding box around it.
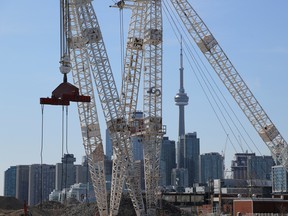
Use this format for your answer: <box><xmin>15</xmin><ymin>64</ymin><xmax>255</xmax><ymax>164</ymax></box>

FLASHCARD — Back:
<box><xmin>69</xmin><ymin>0</ymin><xmax>145</xmax><ymax>215</ymax></box>
<box><xmin>44</xmin><ymin>1</ymin><xmax>288</xmax><ymax>215</ymax></box>
<box><xmin>69</xmin><ymin>1</ymin><xmax>108</xmax><ymax>215</ymax></box>
<box><xmin>170</xmin><ymin>0</ymin><xmax>288</xmax><ymax>168</ymax></box>
<box><xmin>142</xmin><ymin>0</ymin><xmax>163</xmax><ymax>214</ymax></box>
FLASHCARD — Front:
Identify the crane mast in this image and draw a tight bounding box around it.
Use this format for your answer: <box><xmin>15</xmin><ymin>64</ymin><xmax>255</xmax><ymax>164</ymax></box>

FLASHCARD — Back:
<box><xmin>118</xmin><ymin>1</ymin><xmax>163</xmax><ymax>215</ymax></box>
<box><xmin>170</xmin><ymin>0</ymin><xmax>288</xmax><ymax>168</ymax></box>
<box><xmin>68</xmin><ymin>0</ymin><xmax>145</xmax><ymax>215</ymax></box>
<box><xmin>68</xmin><ymin>1</ymin><xmax>108</xmax><ymax>215</ymax></box>
<box><xmin>120</xmin><ymin>0</ymin><xmax>145</xmax><ymax>124</ymax></box>
<box><xmin>117</xmin><ymin>0</ymin><xmax>164</xmax><ymax>214</ymax></box>
<box><xmin>142</xmin><ymin>0</ymin><xmax>163</xmax><ymax>214</ymax></box>
<box><xmin>119</xmin><ymin>3</ymin><xmax>146</xmax><ymax>213</ymax></box>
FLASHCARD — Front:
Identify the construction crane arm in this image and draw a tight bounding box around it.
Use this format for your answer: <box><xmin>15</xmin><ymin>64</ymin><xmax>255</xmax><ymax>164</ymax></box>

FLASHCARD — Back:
<box><xmin>69</xmin><ymin>0</ymin><xmax>145</xmax><ymax>215</ymax></box>
<box><xmin>142</xmin><ymin>0</ymin><xmax>164</xmax><ymax>214</ymax></box>
<box><xmin>120</xmin><ymin>0</ymin><xmax>145</xmax><ymax>124</ymax></box>
<box><xmin>170</xmin><ymin>0</ymin><xmax>288</xmax><ymax>168</ymax></box>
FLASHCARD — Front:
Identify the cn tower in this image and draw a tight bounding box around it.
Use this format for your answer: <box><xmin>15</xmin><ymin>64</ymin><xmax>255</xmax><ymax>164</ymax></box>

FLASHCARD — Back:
<box><xmin>174</xmin><ymin>38</ymin><xmax>189</xmax><ymax>168</ymax></box>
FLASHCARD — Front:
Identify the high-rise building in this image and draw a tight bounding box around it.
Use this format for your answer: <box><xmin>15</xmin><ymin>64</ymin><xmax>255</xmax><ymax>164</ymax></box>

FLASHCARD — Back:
<box><xmin>171</xmin><ymin>168</ymin><xmax>189</xmax><ymax>190</ymax></box>
<box><xmin>247</xmin><ymin>155</ymin><xmax>274</xmax><ymax>180</ymax></box>
<box><xmin>104</xmin><ymin>157</ymin><xmax>113</xmax><ymax>191</ymax></box>
<box><xmin>174</xmin><ymin>38</ymin><xmax>189</xmax><ymax>169</ymax></box>
<box><xmin>159</xmin><ymin>160</ymin><xmax>166</xmax><ymax>187</ymax></box>
<box><xmin>160</xmin><ymin>137</ymin><xmax>176</xmax><ymax>186</ymax></box>
<box><xmin>131</xmin><ymin>136</ymin><xmax>144</xmax><ymax>161</ymax></box>
<box><xmin>272</xmin><ymin>165</ymin><xmax>288</xmax><ymax>193</ymax></box>
<box><xmin>28</xmin><ymin>164</ymin><xmax>56</xmax><ymax>206</ymax></box>
<box><xmin>130</xmin><ymin>111</ymin><xmax>145</xmax><ymax>161</ymax></box>
<box><xmin>185</xmin><ymin>132</ymin><xmax>200</xmax><ymax>185</ymax></box>
<box><xmin>105</xmin><ymin>129</ymin><xmax>113</xmax><ymax>159</ymax></box>
<box><xmin>134</xmin><ymin>160</ymin><xmax>145</xmax><ymax>190</ymax></box>
<box><xmin>75</xmin><ymin>156</ymin><xmax>89</xmax><ymax>184</ymax></box>
<box><xmin>55</xmin><ymin>154</ymin><xmax>76</xmax><ymax>191</ymax></box>
<box><xmin>231</xmin><ymin>153</ymin><xmax>274</xmax><ymax>180</ymax></box>
<box><xmin>199</xmin><ymin>152</ymin><xmax>224</xmax><ymax>184</ymax></box>
<box><xmin>16</xmin><ymin>165</ymin><xmax>29</xmax><ymax>203</ymax></box>
<box><xmin>4</xmin><ymin>166</ymin><xmax>16</xmax><ymax>197</ymax></box>
<box><xmin>231</xmin><ymin>153</ymin><xmax>255</xmax><ymax>179</ymax></box>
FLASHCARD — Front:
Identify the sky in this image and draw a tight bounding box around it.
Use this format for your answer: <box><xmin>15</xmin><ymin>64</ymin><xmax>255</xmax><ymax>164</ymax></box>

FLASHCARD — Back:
<box><xmin>0</xmin><ymin>1</ymin><xmax>288</xmax><ymax>196</ymax></box>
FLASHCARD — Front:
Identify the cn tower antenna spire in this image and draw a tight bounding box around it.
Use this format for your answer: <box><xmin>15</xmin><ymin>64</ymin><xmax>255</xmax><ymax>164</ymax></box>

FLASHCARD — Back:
<box><xmin>180</xmin><ymin>35</ymin><xmax>184</xmax><ymax>91</ymax></box>
<box><xmin>175</xmin><ymin>35</ymin><xmax>189</xmax><ymax>168</ymax></box>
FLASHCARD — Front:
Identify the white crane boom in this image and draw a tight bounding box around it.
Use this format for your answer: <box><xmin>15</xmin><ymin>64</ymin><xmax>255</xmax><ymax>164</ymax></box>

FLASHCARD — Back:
<box><xmin>120</xmin><ymin>0</ymin><xmax>145</xmax><ymax>123</ymax></box>
<box><xmin>117</xmin><ymin>1</ymin><xmax>164</xmax><ymax>214</ymax></box>
<box><xmin>118</xmin><ymin>1</ymin><xmax>164</xmax><ymax>215</ymax></box>
<box><xmin>142</xmin><ymin>0</ymin><xmax>163</xmax><ymax>214</ymax></box>
<box><xmin>68</xmin><ymin>0</ymin><xmax>145</xmax><ymax>215</ymax></box>
<box><xmin>68</xmin><ymin>1</ymin><xmax>108</xmax><ymax>215</ymax></box>
<box><xmin>170</xmin><ymin>0</ymin><xmax>288</xmax><ymax>168</ymax></box>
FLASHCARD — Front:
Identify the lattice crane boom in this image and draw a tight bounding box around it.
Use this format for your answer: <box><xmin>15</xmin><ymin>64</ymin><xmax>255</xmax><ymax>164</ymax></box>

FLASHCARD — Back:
<box><xmin>170</xmin><ymin>0</ymin><xmax>288</xmax><ymax>168</ymax></box>
<box><xmin>68</xmin><ymin>2</ymin><xmax>108</xmax><ymax>215</ymax></box>
<box><xmin>69</xmin><ymin>0</ymin><xmax>145</xmax><ymax>215</ymax></box>
<box><xmin>118</xmin><ymin>3</ymin><xmax>147</xmax><ymax>214</ymax></box>
<box><xmin>142</xmin><ymin>0</ymin><xmax>164</xmax><ymax>214</ymax></box>
<box><xmin>117</xmin><ymin>1</ymin><xmax>164</xmax><ymax>215</ymax></box>
<box><xmin>117</xmin><ymin>1</ymin><xmax>164</xmax><ymax>214</ymax></box>
<box><xmin>120</xmin><ymin>0</ymin><xmax>145</xmax><ymax>124</ymax></box>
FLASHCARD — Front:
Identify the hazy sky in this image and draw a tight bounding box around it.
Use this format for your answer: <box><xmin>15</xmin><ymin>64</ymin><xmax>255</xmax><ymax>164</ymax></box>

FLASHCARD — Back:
<box><xmin>1</xmin><ymin>1</ymin><xmax>288</xmax><ymax>196</ymax></box>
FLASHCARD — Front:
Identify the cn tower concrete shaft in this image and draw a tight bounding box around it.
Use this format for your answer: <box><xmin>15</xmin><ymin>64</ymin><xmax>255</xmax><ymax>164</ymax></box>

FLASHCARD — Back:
<box><xmin>174</xmin><ymin>39</ymin><xmax>189</xmax><ymax>168</ymax></box>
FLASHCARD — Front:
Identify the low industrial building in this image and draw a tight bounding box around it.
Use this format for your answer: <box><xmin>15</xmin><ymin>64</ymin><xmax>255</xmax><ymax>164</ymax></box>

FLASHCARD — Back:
<box><xmin>233</xmin><ymin>198</ymin><xmax>288</xmax><ymax>215</ymax></box>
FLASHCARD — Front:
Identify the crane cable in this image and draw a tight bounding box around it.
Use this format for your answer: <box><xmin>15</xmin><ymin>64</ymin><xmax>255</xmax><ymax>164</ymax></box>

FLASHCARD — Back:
<box><xmin>61</xmin><ymin>105</ymin><xmax>70</xmax><ymax>203</ymax></box>
<box><xmin>163</xmin><ymin>0</ymin><xmax>270</xmax><ymax>182</ymax></box>
<box><xmin>119</xmin><ymin>5</ymin><xmax>125</xmax><ymax>91</ymax></box>
<box><xmin>162</xmin><ymin>1</ymin><xmax>237</xmax><ymax>152</ymax></box>
<box><xmin>40</xmin><ymin>104</ymin><xmax>44</xmax><ymax>208</ymax></box>
<box><xmin>163</xmin><ymin>0</ymin><xmax>262</xmax><ymax>155</ymax></box>
<box><xmin>62</xmin><ymin>105</ymin><xmax>70</xmax><ymax>155</ymax></box>
<box><xmin>60</xmin><ymin>0</ymin><xmax>64</xmax><ymax>58</ymax></box>
<box><xmin>66</xmin><ymin>106</ymin><xmax>69</xmax><ymax>154</ymax></box>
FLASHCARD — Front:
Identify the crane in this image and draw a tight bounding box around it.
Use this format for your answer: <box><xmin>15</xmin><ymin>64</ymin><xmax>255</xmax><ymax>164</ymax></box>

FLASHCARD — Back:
<box><xmin>41</xmin><ymin>0</ymin><xmax>146</xmax><ymax>215</ymax></box>
<box><xmin>113</xmin><ymin>0</ymin><xmax>164</xmax><ymax>214</ymax></box>
<box><xmin>40</xmin><ymin>0</ymin><xmax>109</xmax><ymax>215</ymax></box>
<box><xmin>170</xmin><ymin>0</ymin><xmax>288</xmax><ymax>169</ymax></box>
<box><xmin>69</xmin><ymin>1</ymin><xmax>146</xmax><ymax>215</ymax></box>
<box><xmin>142</xmin><ymin>0</ymin><xmax>163</xmax><ymax>214</ymax></box>
<box><xmin>115</xmin><ymin>0</ymin><xmax>164</xmax><ymax>214</ymax></box>
<box><xmin>119</xmin><ymin>1</ymin><xmax>145</xmax><ymax>123</ymax></box>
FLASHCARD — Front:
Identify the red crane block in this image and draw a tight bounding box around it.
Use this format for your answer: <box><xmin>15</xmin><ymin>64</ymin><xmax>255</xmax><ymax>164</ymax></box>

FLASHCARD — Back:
<box><xmin>40</xmin><ymin>81</ymin><xmax>90</xmax><ymax>106</ymax></box>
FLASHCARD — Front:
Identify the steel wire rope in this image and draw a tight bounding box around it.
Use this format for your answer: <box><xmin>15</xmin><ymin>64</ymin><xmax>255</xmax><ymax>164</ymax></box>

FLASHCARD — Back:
<box><xmin>163</xmin><ymin>4</ymin><xmax>273</xmax><ymax>184</ymax></box>
<box><xmin>163</xmin><ymin>0</ymin><xmax>266</xmax><ymax>173</ymax></box>
<box><xmin>182</xmin><ymin>35</ymin><xmax>270</xmax><ymax>183</ymax></box>
<box><xmin>66</xmin><ymin>106</ymin><xmax>69</xmax><ymax>154</ymax></box>
<box><xmin>65</xmin><ymin>0</ymin><xmax>71</xmax><ymax>55</ymax></box>
<box><xmin>190</xmin><ymin>50</ymin><xmax>263</xmax><ymax>156</ymax></box>
<box><xmin>163</xmin><ymin>1</ymin><xmax>243</xmax><ymax>152</ymax></box>
<box><xmin>162</xmin><ymin>1</ymin><xmax>237</xmax><ymax>152</ymax></box>
<box><xmin>184</xmin><ymin>37</ymin><xmax>246</xmax><ymax>153</ymax></box>
<box><xmin>163</xmin><ymin>1</ymin><xmax>262</xmax><ymax>156</ymax></box>
<box><xmin>163</xmin><ymin>0</ymin><xmax>271</xmax><ymax>183</ymax></box>
<box><xmin>164</xmin><ymin>4</ymin><xmax>248</xmax><ymax>184</ymax></box>
<box><xmin>61</xmin><ymin>105</ymin><xmax>69</xmax><ymax>203</ymax></box>
<box><xmin>119</xmin><ymin>7</ymin><xmax>125</xmax><ymax>97</ymax></box>
<box><xmin>60</xmin><ymin>0</ymin><xmax>63</xmax><ymax>58</ymax></box>
<box><xmin>163</xmin><ymin>0</ymin><xmax>262</xmax><ymax>156</ymax></box>
<box><xmin>40</xmin><ymin>105</ymin><xmax>44</xmax><ymax>208</ymax></box>
<box><xmin>61</xmin><ymin>106</ymin><xmax>64</xmax><ymax>202</ymax></box>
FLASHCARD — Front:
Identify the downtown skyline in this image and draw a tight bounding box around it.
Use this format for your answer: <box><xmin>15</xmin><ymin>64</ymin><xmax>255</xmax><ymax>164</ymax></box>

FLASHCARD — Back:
<box><xmin>1</xmin><ymin>1</ymin><xmax>288</xmax><ymax>195</ymax></box>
